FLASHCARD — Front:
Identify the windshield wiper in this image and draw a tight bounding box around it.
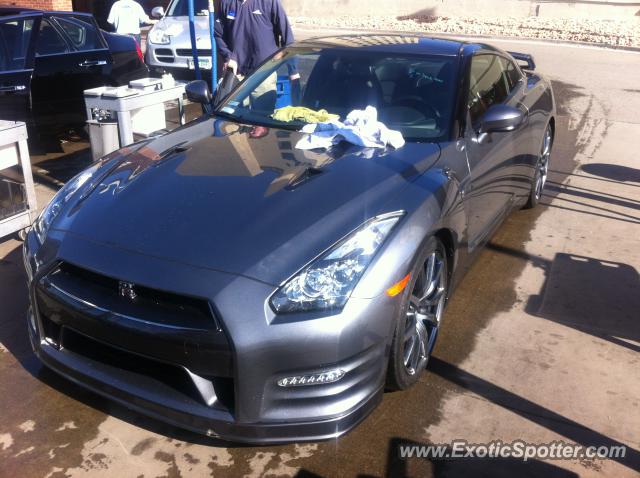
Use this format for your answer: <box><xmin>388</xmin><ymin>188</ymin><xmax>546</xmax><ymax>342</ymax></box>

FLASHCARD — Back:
<box><xmin>151</xmin><ymin>142</ymin><xmax>190</xmax><ymax>167</ymax></box>
<box><xmin>213</xmin><ymin>110</ymin><xmax>302</xmax><ymax>131</ymax></box>
<box><xmin>286</xmin><ymin>165</ymin><xmax>324</xmax><ymax>190</ymax></box>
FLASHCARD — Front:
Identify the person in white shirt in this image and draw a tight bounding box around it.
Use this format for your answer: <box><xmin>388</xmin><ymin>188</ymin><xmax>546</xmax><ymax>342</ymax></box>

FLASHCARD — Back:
<box><xmin>107</xmin><ymin>0</ymin><xmax>150</xmax><ymax>46</ymax></box>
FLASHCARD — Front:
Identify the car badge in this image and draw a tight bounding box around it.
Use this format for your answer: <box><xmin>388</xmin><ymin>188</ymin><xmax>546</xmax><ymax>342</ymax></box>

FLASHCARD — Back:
<box><xmin>119</xmin><ymin>281</ymin><xmax>137</xmax><ymax>301</ymax></box>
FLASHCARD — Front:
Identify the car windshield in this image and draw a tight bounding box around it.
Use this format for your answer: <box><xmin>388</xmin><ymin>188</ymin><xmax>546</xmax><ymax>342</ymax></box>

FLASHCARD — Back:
<box><xmin>217</xmin><ymin>47</ymin><xmax>458</xmax><ymax>142</ymax></box>
<box><xmin>166</xmin><ymin>0</ymin><xmax>208</xmax><ymax>16</ymax></box>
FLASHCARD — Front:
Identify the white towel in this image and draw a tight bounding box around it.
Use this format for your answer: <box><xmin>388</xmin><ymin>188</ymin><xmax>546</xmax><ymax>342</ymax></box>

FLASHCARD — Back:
<box><xmin>296</xmin><ymin>106</ymin><xmax>405</xmax><ymax>151</ymax></box>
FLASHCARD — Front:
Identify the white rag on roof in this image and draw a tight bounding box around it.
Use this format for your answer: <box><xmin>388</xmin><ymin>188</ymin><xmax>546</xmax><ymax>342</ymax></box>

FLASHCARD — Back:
<box><xmin>295</xmin><ymin>106</ymin><xmax>405</xmax><ymax>151</ymax></box>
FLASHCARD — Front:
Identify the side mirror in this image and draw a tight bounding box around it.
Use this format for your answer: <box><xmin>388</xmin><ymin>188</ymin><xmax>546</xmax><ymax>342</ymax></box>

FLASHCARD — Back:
<box><xmin>479</xmin><ymin>104</ymin><xmax>525</xmax><ymax>134</ymax></box>
<box><xmin>185</xmin><ymin>80</ymin><xmax>212</xmax><ymax>104</ymax></box>
<box><xmin>151</xmin><ymin>6</ymin><xmax>165</xmax><ymax>19</ymax></box>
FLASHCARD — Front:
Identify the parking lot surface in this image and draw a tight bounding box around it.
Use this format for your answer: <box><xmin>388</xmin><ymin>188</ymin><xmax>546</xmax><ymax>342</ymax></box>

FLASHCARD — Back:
<box><xmin>0</xmin><ymin>33</ymin><xmax>638</xmax><ymax>477</ymax></box>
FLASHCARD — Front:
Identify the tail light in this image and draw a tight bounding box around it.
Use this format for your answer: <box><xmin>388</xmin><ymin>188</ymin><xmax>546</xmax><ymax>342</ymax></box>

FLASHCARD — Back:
<box><xmin>136</xmin><ymin>42</ymin><xmax>144</xmax><ymax>63</ymax></box>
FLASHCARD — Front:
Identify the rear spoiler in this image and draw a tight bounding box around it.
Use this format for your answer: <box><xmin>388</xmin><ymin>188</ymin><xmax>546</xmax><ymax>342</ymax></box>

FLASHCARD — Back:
<box><xmin>507</xmin><ymin>51</ymin><xmax>536</xmax><ymax>71</ymax></box>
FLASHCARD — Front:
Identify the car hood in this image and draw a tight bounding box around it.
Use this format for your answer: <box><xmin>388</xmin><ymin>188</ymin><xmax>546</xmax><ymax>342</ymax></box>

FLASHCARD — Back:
<box><xmin>153</xmin><ymin>15</ymin><xmax>212</xmax><ymax>48</ymax></box>
<box><xmin>58</xmin><ymin>117</ymin><xmax>440</xmax><ymax>285</ymax></box>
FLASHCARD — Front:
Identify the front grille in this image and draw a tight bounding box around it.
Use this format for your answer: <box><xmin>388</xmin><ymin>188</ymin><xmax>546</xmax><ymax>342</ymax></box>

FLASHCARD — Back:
<box><xmin>154</xmin><ymin>48</ymin><xmax>175</xmax><ymax>63</ymax></box>
<box><xmin>59</xmin><ymin>324</ymin><xmax>234</xmax><ymax>413</ymax></box>
<box><xmin>176</xmin><ymin>49</ymin><xmax>212</xmax><ymax>57</ymax></box>
<box><xmin>41</xmin><ymin>314</ymin><xmax>62</xmax><ymax>347</ymax></box>
<box><xmin>50</xmin><ymin>262</ymin><xmax>219</xmax><ymax>331</ymax></box>
<box><xmin>36</xmin><ymin>261</ymin><xmax>234</xmax><ymax>378</ymax></box>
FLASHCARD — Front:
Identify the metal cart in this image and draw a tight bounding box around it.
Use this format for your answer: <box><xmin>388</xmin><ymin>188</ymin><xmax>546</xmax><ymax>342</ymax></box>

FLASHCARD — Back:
<box><xmin>0</xmin><ymin>121</ymin><xmax>37</xmax><ymax>240</ymax></box>
<box><xmin>84</xmin><ymin>80</ymin><xmax>188</xmax><ymax>150</ymax></box>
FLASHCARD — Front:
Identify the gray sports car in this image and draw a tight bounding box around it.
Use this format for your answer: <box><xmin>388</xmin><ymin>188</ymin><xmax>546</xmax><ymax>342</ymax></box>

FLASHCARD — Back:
<box><xmin>23</xmin><ymin>35</ymin><xmax>555</xmax><ymax>443</ymax></box>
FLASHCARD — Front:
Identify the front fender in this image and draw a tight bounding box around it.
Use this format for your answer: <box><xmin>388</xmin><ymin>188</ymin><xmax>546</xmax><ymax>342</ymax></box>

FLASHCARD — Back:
<box><xmin>352</xmin><ymin>158</ymin><xmax>468</xmax><ymax>301</ymax></box>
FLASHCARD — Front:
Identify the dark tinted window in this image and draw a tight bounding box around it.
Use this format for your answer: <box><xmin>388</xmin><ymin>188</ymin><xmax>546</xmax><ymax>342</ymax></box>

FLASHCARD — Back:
<box><xmin>36</xmin><ymin>19</ymin><xmax>69</xmax><ymax>56</ymax></box>
<box><xmin>502</xmin><ymin>58</ymin><xmax>522</xmax><ymax>90</ymax></box>
<box><xmin>55</xmin><ymin>15</ymin><xmax>102</xmax><ymax>51</ymax></box>
<box><xmin>0</xmin><ymin>18</ymin><xmax>34</xmax><ymax>71</ymax></box>
<box><xmin>468</xmin><ymin>54</ymin><xmax>510</xmax><ymax>124</ymax></box>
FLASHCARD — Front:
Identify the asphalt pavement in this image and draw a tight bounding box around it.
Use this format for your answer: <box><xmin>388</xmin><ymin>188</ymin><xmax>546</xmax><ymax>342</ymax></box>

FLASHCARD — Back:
<box><xmin>0</xmin><ymin>31</ymin><xmax>638</xmax><ymax>478</ymax></box>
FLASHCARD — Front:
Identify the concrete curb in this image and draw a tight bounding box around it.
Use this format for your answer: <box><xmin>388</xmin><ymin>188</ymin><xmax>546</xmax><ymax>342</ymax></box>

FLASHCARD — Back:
<box><xmin>293</xmin><ymin>24</ymin><xmax>640</xmax><ymax>53</ymax></box>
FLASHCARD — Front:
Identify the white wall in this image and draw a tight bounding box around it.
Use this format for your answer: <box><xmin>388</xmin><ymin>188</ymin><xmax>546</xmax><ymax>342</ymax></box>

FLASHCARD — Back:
<box><xmin>281</xmin><ymin>0</ymin><xmax>640</xmax><ymax>19</ymax></box>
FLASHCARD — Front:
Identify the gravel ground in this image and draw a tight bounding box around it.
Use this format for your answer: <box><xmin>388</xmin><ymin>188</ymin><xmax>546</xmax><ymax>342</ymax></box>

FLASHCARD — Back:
<box><xmin>292</xmin><ymin>15</ymin><xmax>640</xmax><ymax>48</ymax></box>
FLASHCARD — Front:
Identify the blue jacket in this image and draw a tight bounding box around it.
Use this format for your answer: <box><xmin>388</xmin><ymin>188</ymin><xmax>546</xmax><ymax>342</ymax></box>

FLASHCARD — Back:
<box><xmin>214</xmin><ymin>0</ymin><xmax>295</xmax><ymax>75</ymax></box>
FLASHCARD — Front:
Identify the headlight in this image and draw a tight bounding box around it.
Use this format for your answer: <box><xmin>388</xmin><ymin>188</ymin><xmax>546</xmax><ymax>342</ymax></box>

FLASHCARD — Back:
<box><xmin>33</xmin><ymin>163</ymin><xmax>101</xmax><ymax>244</ymax></box>
<box><xmin>270</xmin><ymin>212</ymin><xmax>404</xmax><ymax>314</ymax></box>
<box><xmin>149</xmin><ymin>27</ymin><xmax>171</xmax><ymax>45</ymax></box>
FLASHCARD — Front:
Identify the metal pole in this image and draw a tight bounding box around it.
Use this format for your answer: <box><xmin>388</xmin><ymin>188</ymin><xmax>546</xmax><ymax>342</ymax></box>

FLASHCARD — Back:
<box><xmin>208</xmin><ymin>0</ymin><xmax>217</xmax><ymax>94</ymax></box>
<box><xmin>188</xmin><ymin>0</ymin><xmax>201</xmax><ymax>80</ymax></box>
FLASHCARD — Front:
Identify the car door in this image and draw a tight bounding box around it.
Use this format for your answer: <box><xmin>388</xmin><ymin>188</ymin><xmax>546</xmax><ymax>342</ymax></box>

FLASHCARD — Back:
<box><xmin>502</xmin><ymin>57</ymin><xmax>539</xmax><ymax>202</ymax></box>
<box><xmin>463</xmin><ymin>53</ymin><xmax>522</xmax><ymax>250</ymax></box>
<box><xmin>30</xmin><ymin>13</ymin><xmax>112</xmax><ymax>130</ymax></box>
<box><xmin>0</xmin><ymin>14</ymin><xmax>39</xmax><ymax>124</ymax></box>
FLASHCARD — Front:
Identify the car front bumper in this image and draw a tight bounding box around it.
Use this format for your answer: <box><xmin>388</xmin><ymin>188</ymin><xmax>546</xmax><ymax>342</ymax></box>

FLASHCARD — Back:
<box><xmin>28</xmin><ymin>319</ymin><xmax>383</xmax><ymax>443</ymax></box>
<box><xmin>146</xmin><ymin>43</ymin><xmax>216</xmax><ymax>80</ymax></box>
<box><xmin>24</xmin><ymin>230</ymin><xmax>398</xmax><ymax>444</ymax></box>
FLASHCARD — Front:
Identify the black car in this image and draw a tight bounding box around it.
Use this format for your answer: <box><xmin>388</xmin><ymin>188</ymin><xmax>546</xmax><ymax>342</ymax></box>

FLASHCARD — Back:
<box><xmin>0</xmin><ymin>8</ymin><xmax>148</xmax><ymax>137</ymax></box>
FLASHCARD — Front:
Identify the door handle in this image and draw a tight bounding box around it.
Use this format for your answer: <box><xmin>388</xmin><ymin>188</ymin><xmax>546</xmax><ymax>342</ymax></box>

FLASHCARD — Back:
<box><xmin>78</xmin><ymin>60</ymin><xmax>107</xmax><ymax>67</ymax></box>
<box><xmin>0</xmin><ymin>85</ymin><xmax>26</xmax><ymax>92</ymax></box>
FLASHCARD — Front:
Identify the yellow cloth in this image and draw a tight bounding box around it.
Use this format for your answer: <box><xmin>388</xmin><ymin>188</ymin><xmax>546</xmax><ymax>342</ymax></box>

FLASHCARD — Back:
<box><xmin>272</xmin><ymin>106</ymin><xmax>339</xmax><ymax>124</ymax></box>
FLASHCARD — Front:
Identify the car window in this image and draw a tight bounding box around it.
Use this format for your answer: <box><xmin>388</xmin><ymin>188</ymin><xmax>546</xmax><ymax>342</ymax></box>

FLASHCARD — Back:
<box><xmin>0</xmin><ymin>18</ymin><xmax>34</xmax><ymax>71</ymax></box>
<box><xmin>502</xmin><ymin>58</ymin><xmax>522</xmax><ymax>91</ymax></box>
<box><xmin>36</xmin><ymin>19</ymin><xmax>69</xmax><ymax>56</ymax></box>
<box><xmin>167</xmin><ymin>0</ymin><xmax>208</xmax><ymax>16</ymax></box>
<box><xmin>468</xmin><ymin>54</ymin><xmax>511</xmax><ymax>125</ymax></box>
<box><xmin>55</xmin><ymin>15</ymin><xmax>102</xmax><ymax>51</ymax></box>
<box><xmin>238</xmin><ymin>56</ymin><xmax>316</xmax><ymax>113</ymax></box>
<box><xmin>219</xmin><ymin>48</ymin><xmax>457</xmax><ymax>143</ymax></box>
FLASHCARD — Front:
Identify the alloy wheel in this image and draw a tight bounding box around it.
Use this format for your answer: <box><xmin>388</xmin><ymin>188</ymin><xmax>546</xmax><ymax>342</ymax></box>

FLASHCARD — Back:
<box><xmin>403</xmin><ymin>249</ymin><xmax>447</xmax><ymax>375</ymax></box>
<box><xmin>535</xmin><ymin>126</ymin><xmax>552</xmax><ymax>200</ymax></box>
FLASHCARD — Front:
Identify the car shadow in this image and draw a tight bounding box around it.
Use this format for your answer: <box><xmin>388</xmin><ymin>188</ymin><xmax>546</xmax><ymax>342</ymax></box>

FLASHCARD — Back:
<box><xmin>526</xmin><ymin>252</ymin><xmax>640</xmax><ymax>354</ymax></box>
<box><xmin>486</xmin><ymin>241</ymin><xmax>639</xmax><ymax>355</ymax></box>
<box><xmin>381</xmin><ymin>436</ymin><xmax>580</xmax><ymax>478</ymax></box>
<box><xmin>549</xmin><ymin>167</ymin><xmax>640</xmax><ymax>190</ymax></box>
<box><xmin>541</xmin><ymin>173</ymin><xmax>640</xmax><ymax>225</ymax></box>
<box><xmin>580</xmin><ymin>163</ymin><xmax>640</xmax><ymax>184</ymax></box>
<box><xmin>427</xmin><ymin>359</ymin><xmax>640</xmax><ymax>473</ymax></box>
<box><xmin>538</xmin><ymin>201</ymin><xmax>640</xmax><ymax>225</ymax></box>
<box><xmin>545</xmin><ymin>181</ymin><xmax>640</xmax><ymax>212</ymax></box>
<box><xmin>291</xmin><ymin>434</ymin><xmax>582</xmax><ymax>478</ymax></box>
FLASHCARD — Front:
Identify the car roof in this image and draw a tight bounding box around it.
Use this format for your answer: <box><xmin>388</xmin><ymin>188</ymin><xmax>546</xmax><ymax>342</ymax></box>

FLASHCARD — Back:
<box><xmin>0</xmin><ymin>7</ymin><xmax>92</xmax><ymax>16</ymax></box>
<box><xmin>296</xmin><ymin>34</ymin><xmax>503</xmax><ymax>58</ymax></box>
<box><xmin>0</xmin><ymin>7</ymin><xmax>40</xmax><ymax>15</ymax></box>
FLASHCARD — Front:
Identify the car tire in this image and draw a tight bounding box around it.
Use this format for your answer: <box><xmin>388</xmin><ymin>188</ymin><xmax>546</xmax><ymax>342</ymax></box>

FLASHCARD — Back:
<box><xmin>524</xmin><ymin>123</ymin><xmax>553</xmax><ymax>209</ymax></box>
<box><xmin>386</xmin><ymin>237</ymin><xmax>448</xmax><ymax>391</ymax></box>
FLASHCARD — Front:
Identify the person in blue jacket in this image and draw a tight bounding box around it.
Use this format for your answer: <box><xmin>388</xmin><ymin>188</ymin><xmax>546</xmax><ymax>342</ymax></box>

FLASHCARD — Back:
<box><xmin>214</xmin><ymin>0</ymin><xmax>296</xmax><ymax>76</ymax></box>
<box><xmin>214</xmin><ymin>0</ymin><xmax>300</xmax><ymax>111</ymax></box>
